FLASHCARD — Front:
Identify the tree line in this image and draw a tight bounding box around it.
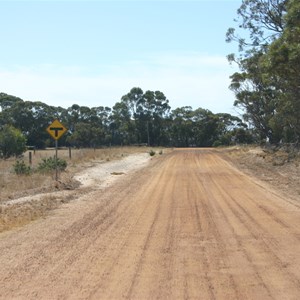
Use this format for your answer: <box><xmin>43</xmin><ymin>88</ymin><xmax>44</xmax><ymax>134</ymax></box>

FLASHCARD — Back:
<box><xmin>0</xmin><ymin>88</ymin><xmax>252</xmax><ymax>156</ymax></box>
<box><xmin>227</xmin><ymin>0</ymin><xmax>300</xmax><ymax>144</ymax></box>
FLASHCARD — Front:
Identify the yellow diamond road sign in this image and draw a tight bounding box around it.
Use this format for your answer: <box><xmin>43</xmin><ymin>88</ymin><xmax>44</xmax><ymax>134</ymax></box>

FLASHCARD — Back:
<box><xmin>46</xmin><ymin>119</ymin><xmax>67</xmax><ymax>140</ymax></box>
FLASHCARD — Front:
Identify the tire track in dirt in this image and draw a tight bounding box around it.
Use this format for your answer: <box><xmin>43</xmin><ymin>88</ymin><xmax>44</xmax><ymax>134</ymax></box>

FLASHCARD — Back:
<box><xmin>125</xmin><ymin>154</ymin><xmax>181</xmax><ymax>300</ymax></box>
<box><xmin>199</xmin><ymin>171</ymin><xmax>274</xmax><ymax>299</ymax></box>
<box><xmin>215</xmin><ymin>183</ymin><xmax>300</xmax><ymax>294</ymax></box>
<box><xmin>193</xmin><ymin>152</ymin><xmax>242</xmax><ymax>300</ymax></box>
<box><xmin>82</xmin><ymin>156</ymin><xmax>177</xmax><ymax>299</ymax></box>
<box><xmin>198</xmin><ymin>151</ymin><xmax>300</xmax><ymax>299</ymax></box>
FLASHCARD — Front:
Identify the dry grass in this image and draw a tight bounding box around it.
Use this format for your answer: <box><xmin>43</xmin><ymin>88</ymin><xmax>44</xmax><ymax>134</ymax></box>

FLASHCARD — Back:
<box><xmin>0</xmin><ymin>146</ymin><xmax>152</xmax><ymax>203</ymax></box>
<box><xmin>0</xmin><ymin>146</ymin><xmax>166</xmax><ymax>233</ymax></box>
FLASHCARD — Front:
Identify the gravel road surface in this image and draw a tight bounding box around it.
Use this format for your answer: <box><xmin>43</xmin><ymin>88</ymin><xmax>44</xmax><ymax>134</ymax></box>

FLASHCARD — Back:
<box><xmin>0</xmin><ymin>149</ymin><xmax>299</xmax><ymax>299</ymax></box>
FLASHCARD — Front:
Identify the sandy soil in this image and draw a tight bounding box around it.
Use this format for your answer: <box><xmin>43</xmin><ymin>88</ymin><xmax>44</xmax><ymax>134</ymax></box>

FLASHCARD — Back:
<box><xmin>0</xmin><ymin>153</ymin><xmax>151</xmax><ymax>233</ymax></box>
<box><xmin>74</xmin><ymin>152</ymin><xmax>151</xmax><ymax>189</ymax></box>
<box><xmin>0</xmin><ymin>148</ymin><xmax>300</xmax><ymax>299</ymax></box>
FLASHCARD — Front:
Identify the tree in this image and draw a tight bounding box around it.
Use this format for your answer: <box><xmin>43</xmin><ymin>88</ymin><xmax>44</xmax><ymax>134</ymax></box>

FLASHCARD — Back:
<box><xmin>229</xmin><ymin>51</ymin><xmax>282</xmax><ymax>143</ymax></box>
<box><xmin>66</xmin><ymin>122</ymin><xmax>104</xmax><ymax>148</ymax></box>
<box><xmin>110</xmin><ymin>101</ymin><xmax>136</xmax><ymax>145</ymax></box>
<box><xmin>0</xmin><ymin>90</ymin><xmax>252</xmax><ymax>148</ymax></box>
<box><xmin>0</xmin><ymin>125</ymin><xmax>27</xmax><ymax>159</ymax></box>
<box><xmin>264</xmin><ymin>0</ymin><xmax>300</xmax><ymax>142</ymax></box>
<box><xmin>89</xmin><ymin>106</ymin><xmax>112</xmax><ymax>145</ymax></box>
<box><xmin>226</xmin><ymin>0</ymin><xmax>291</xmax><ymax>144</ymax></box>
<box><xmin>137</xmin><ymin>90</ymin><xmax>171</xmax><ymax>146</ymax></box>
<box><xmin>214</xmin><ymin>113</ymin><xmax>249</xmax><ymax>145</ymax></box>
<box><xmin>118</xmin><ymin>88</ymin><xmax>171</xmax><ymax>146</ymax></box>
<box><xmin>170</xmin><ymin>106</ymin><xmax>194</xmax><ymax>147</ymax></box>
<box><xmin>192</xmin><ymin>108</ymin><xmax>219</xmax><ymax>147</ymax></box>
<box><xmin>0</xmin><ymin>99</ymin><xmax>57</xmax><ymax>148</ymax></box>
<box><xmin>226</xmin><ymin>0</ymin><xmax>286</xmax><ymax>55</ymax></box>
<box><xmin>0</xmin><ymin>93</ymin><xmax>23</xmax><ymax>112</ymax></box>
<box><xmin>121</xmin><ymin>87</ymin><xmax>144</xmax><ymax>118</ymax></box>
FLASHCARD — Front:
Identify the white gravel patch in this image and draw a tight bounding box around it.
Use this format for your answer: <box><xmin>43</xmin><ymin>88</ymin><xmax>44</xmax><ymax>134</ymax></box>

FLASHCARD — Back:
<box><xmin>74</xmin><ymin>153</ymin><xmax>151</xmax><ymax>189</ymax></box>
<box><xmin>1</xmin><ymin>153</ymin><xmax>151</xmax><ymax>207</ymax></box>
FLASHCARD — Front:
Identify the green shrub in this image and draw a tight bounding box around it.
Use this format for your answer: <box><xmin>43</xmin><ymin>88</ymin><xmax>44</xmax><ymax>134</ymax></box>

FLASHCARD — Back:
<box><xmin>0</xmin><ymin>125</ymin><xmax>27</xmax><ymax>159</ymax></box>
<box><xmin>149</xmin><ymin>150</ymin><xmax>156</xmax><ymax>156</ymax></box>
<box><xmin>212</xmin><ymin>140</ymin><xmax>223</xmax><ymax>147</ymax></box>
<box><xmin>37</xmin><ymin>157</ymin><xmax>67</xmax><ymax>173</ymax></box>
<box><xmin>13</xmin><ymin>160</ymin><xmax>31</xmax><ymax>175</ymax></box>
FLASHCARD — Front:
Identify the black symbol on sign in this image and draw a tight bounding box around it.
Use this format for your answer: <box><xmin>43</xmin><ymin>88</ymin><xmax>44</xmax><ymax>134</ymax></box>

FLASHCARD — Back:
<box><xmin>50</xmin><ymin>127</ymin><xmax>64</xmax><ymax>137</ymax></box>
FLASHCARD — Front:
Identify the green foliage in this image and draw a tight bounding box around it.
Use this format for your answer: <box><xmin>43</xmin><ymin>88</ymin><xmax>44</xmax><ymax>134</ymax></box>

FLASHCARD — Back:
<box><xmin>212</xmin><ymin>140</ymin><xmax>223</xmax><ymax>147</ymax></box>
<box><xmin>149</xmin><ymin>150</ymin><xmax>156</xmax><ymax>156</ymax></box>
<box><xmin>264</xmin><ymin>0</ymin><xmax>300</xmax><ymax>142</ymax></box>
<box><xmin>13</xmin><ymin>160</ymin><xmax>31</xmax><ymax>175</ymax></box>
<box><xmin>37</xmin><ymin>157</ymin><xmax>67</xmax><ymax>173</ymax></box>
<box><xmin>227</xmin><ymin>0</ymin><xmax>300</xmax><ymax>144</ymax></box>
<box><xmin>226</xmin><ymin>0</ymin><xmax>286</xmax><ymax>53</ymax></box>
<box><xmin>0</xmin><ymin>125</ymin><xmax>27</xmax><ymax>159</ymax></box>
<box><xmin>116</xmin><ymin>87</ymin><xmax>171</xmax><ymax>146</ymax></box>
<box><xmin>66</xmin><ymin>122</ymin><xmax>104</xmax><ymax>148</ymax></box>
<box><xmin>0</xmin><ymin>88</ymin><xmax>252</xmax><ymax>149</ymax></box>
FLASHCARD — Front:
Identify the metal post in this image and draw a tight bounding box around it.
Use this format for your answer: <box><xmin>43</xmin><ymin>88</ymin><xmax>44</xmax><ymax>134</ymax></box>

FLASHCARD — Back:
<box><xmin>147</xmin><ymin>121</ymin><xmax>150</xmax><ymax>146</ymax></box>
<box><xmin>55</xmin><ymin>140</ymin><xmax>58</xmax><ymax>181</ymax></box>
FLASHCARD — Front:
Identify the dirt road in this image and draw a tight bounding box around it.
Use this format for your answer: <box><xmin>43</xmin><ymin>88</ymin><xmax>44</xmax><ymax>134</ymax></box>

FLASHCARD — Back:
<box><xmin>1</xmin><ymin>149</ymin><xmax>300</xmax><ymax>299</ymax></box>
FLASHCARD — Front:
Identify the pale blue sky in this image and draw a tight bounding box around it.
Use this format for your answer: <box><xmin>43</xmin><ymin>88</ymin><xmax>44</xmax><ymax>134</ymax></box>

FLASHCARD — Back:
<box><xmin>0</xmin><ymin>0</ymin><xmax>242</xmax><ymax>114</ymax></box>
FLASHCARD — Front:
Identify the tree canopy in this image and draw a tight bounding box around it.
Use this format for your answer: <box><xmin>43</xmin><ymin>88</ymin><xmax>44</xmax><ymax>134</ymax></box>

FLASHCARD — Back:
<box><xmin>227</xmin><ymin>0</ymin><xmax>300</xmax><ymax>144</ymax></box>
<box><xmin>0</xmin><ymin>89</ymin><xmax>250</xmax><ymax>150</ymax></box>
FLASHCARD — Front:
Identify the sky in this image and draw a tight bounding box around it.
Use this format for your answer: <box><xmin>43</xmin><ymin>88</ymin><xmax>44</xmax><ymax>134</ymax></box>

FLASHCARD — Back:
<box><xmin>0</xmin><ymin>0</ymin><xmax>242</xmax><ymax>114</ymax></box>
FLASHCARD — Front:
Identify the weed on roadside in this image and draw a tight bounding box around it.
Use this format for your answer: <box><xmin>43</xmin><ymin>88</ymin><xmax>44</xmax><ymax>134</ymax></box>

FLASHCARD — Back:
<box><xmin>149</xmin><ymin>150</ymin><xmax>156</xmax><ymax>156</ymax></box>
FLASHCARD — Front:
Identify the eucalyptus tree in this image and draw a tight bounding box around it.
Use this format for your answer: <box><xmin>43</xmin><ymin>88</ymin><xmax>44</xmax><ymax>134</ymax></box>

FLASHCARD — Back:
<box><xmin>90</xmin><ymin>106</ymin><xmax>112</xmax><ymax>145</ymax></box>
<box><xmin>137</xmin><ymin>90</ymin><xmax>171</xmax><ymax>146</ymax></box>
<box><xmin>226</xmin><ymin>0</ymin><xmax>286</xmax><ymax>55</ymax></box>
<box><xmin>121</xmin><ymin>87</ymin><xmax>144</xmax><ymax>121</ymax></box>
<box><xmin>65</xmin><ymin>104</ymin><xmax>80</xmax><ymax>133</ymax></box>
<box><xmin>0</xmin><ymin>99</ymin><xmax>57</xmax><ymax>148</ymax></box>
<box><xmin>227</xmin><ymin>0</ymin><xmax>288</xmax><ymax>143</ymax></box>
<box><xmin>117</xmin><ymin>87</ymin><xmax>143</xmax><ymax>144</ymax></box>
<box><xmin>229</xmin><ymin>51</ymin><xmax>282</xmax><ymax>143</ymax></box>
<box><xmin>110</xmin><ymin>101</ymin><xmax>135</xmax><ymax>145</ymax></box>
<box><xmin>263</xmin><ymin>0</ymin><xmax>300</xmax><ymax>142</ymax></box>
<box><xmin>192</xmin><ymin>108</ymin><xmax>220</xmax><ymax>147</ymax></box>
<box><xmin>66</xmin><ymin>122</ymin><xmax>100</xmax><ymax>148</ymax></box>
<box><xmin>214</xmin><ymin>113</ymin><xmax>251</xmax><ymax>145</ymax></box>
<box><xmin>0</xmin><ymin>93</ymin><xmax>23</xmax><ymax>112</ymax></box>
<box><xmin>118</xmin><ymin>87</ymin><xmax>171</xmax><ymax>146</ymax></box>
<box><xmin>170</xmin><ymin>106</ymin><xmax>194</xmax><ymax>147</ymax></box>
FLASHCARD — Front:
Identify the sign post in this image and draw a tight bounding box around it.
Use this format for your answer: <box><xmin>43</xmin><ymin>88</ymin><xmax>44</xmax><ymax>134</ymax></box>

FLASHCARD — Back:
<box><xmin>46</xmin><ymin>119</ymin><xmax>67</xmax><ymax>181</ymax></box>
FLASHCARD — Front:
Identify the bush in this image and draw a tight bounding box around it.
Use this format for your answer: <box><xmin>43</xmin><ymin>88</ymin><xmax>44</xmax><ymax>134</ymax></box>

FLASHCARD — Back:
<box><xmin>13</xmin><ymin>160</ymin><xmax>31</xmax><ymax>175</ymax></box>
<box><xmin>37</xmin><ymin>157</ymin><xmax>67</xmax><ymax>173</ymax></box>
<box><xmin>212</xmin><ymin>140</ymin><xmax>223</xmax><ymax>147</ymax></box>
<box><xmin>149</xmin><ymin>150</ymin><xmax>156</xmax><ymax>156</ymax></box>
<box><xmin>0</xmin><ymin>125</ymin><xmax>27</xmax><ymax>159</ymax></box>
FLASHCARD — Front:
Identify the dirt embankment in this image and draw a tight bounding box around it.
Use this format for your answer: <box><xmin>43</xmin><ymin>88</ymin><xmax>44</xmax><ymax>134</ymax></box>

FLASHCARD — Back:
<box><xmin>223</xmin><ymin>146</ymin><xmax>300</xmax><ymax>201</ymax></box>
